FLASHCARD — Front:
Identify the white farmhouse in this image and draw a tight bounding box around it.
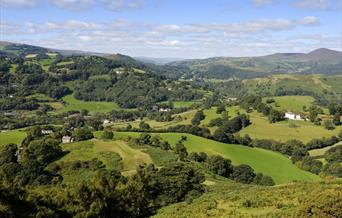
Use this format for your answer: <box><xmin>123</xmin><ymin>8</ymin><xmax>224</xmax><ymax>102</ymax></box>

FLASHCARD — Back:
<box><xmin>41</xmin><ymin>130</ymin><xmax>53</xmax><ymax>135</ymax></box>
<box><xmin>285</xmin><ymin>112</ymin><xmax>303</xmax><ymax>121</ymax></box>
<box><xmin>62</xmin><ymin>136</ymin><xmax>74</xmax><ymax>143</ymax></box>
<box><xmin>159</xmin><ymin>108</ymin><xmax>171</xmax><ymax>112</ymax></box>
<box><xmin>103</xmin><ymin>119</ymin><xmax>111</xmax><ymax>125</ymax></box>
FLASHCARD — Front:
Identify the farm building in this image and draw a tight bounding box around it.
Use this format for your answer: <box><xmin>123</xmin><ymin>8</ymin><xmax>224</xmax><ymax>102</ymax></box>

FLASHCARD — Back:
<box><xmin>285</xmin><ymin>112</ymin><xmax>303</xmax><ymax>121</ymax></box>
<box><xmin>62</xmin><ymin>136</ymin><xmax>74</xmax><ymax>143</ymax></box>
<box><xmin>103</xmin><ymin>119</ymin><xmax>111</xmax><ymax>125</ymax></box>
<box><xmin>41</xmin><ymin>130</ymin><xmax>53</xmax><ymax>135</ymax></box>
<box><xmin>159</xmin><ymin>108</ymin><xmax>171</xmax><ymax>112</ymax></box>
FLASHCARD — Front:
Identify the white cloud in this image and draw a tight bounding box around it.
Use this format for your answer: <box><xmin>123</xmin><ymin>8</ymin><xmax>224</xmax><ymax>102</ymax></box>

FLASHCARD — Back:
<box><xmin>0</xmin><ymin>0</ymin><xmax>38</xmax><ymax>7</ymax></box>
<box><xmin>1</xmin><ymin>0</ymin><xmax>151</xmax><ymax>11</ymax></box>
<box><xmin>292</xmin><ymin>0</ymin><xmax>331</xmax><ymax>10</ymax></box>
<box><xmin>251</xmin><ymin>0</ymin><xmax>275</xmax><ymax>7</ymax></box>
<box><xmin>296</xmin><ymin>16</ymin><xmax>319</xmax><ymax>25</ymax></box>
<box><xmin>1</xmin><ymin>16</ymin><xmax>339</xmax><ymax>58</ymax></box>
<box><xmin>49</xmin><ymin>0</ymin><xmax>95</xmax><ymax>10</ymax></box>
<box><xmin>100</xmin><ymin>0</ymin><xmax>145</xmax><ymax>11</ymax></box>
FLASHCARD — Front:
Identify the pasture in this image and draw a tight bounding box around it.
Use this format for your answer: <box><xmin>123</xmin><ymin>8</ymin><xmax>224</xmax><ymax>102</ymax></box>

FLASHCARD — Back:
<box><xmin>263</xmin><ymin>96</ymin><xmax>315</xmax><ymax>113</ymax></box>
<box><xmin>58</xmin><ymin>139</ymin><xmax>153</xmax><ymax>172</ymax></box>
<box><xmin>239</xmin><ymin>111</ymin><xmax>342</xmax><ymax>143</ymax></box>
<box><xmin>309</xmin><ymin>141</ymin><xmax>342</xmax><ymax>157</ymax></box>
<box><xmin>56</xmin><ymin>94</ymin><xmax>120</xmax><ymax>114</ymax></box>
<box><xmin>0</xmin><ymin>129</ymin><xmax>27</xmax><ymax>147</ymax></box>
<box><xmin>114</xmin><ymin>132</ymin><xmax>319</xmax><ymax>184</ymax></box>
<box><xmin>201</xmin><ymin>106</ymin><xmax>241</xmax><ymax>126</ymax></box>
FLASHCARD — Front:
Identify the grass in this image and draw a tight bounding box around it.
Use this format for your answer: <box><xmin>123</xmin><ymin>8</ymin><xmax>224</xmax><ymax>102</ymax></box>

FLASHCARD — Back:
<box><xmin>263</xmin><ymin>96</ymin><xmax>315</xmax><ymax>113</ymax></box>
<box><xmin>153</xmin><ymin>179</ymin><xmax>342</xmax><ymax>218</ymax></box>
<box><xmin>110</xmin><ymin>110</ymin><xmax>197</xmax><ymax>130</ymax></box>
<box><xmin>173</xmin><ymin>101</ymin><xmax>201</xmax><ymax>108</ymax></box>
<box><xmin>27</xmin><ymin>93</ymin><xmax>54</xmax><ymax>101</ymax></box>
<box><xmin>309</xmin><ymin>141</ymin><xmax>342</xmax><ymax>157</ymax></box>
<box><xmin>239</xmin><ymin>111</ymin><xmax>342</xmax><ymax>143</ymax></box>
<box><xmin>57</xmin><ymin>61</ymin><xmax>74</xmax><ymax>66</ymax></box>
<box><xmin>0</xmin><ymin>129</ymin><xmax>27</xmax><ymax>147</ymax></box>
<box><xmin>38</xmin><ymin>58</ymin><xmax>55</xmax><ymax>71</ymax></box>
<box><xmin>56</xmin><ymin>94</ymin><xmax>120</xmax><ymax>114</ymax></box>
<box><xmin>58</xmin><ymin>139</ymin><xmax>153</xmax><ymax>172</ymax></box>
<box><xmin>114</xmin><ymin>132</ymin><xmax>319</xmax><ymax>184</ymax></box>
<box><xmin>201</xmin><ymin>106</ymin><xmax>241</xmax><ymax>126</ymax></box>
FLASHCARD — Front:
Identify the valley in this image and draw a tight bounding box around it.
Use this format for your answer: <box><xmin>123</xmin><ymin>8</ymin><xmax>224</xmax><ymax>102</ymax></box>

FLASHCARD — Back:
<box><xmin>0</xmin><ymin>41</ymin><xmax>341</xmax><ymax>217</ymax></box>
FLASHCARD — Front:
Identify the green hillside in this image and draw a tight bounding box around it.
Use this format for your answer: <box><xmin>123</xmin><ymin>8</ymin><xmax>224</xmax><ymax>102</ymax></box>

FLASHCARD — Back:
<box><xmin>239</xmin><ymin>111</ymin><xmax>342</xmax><ymax>143</ymax></box>
<box><xmin>56</xmin><ymin>94</ymin><xmax>120</xmax><ymax>114</ymax></box>
<box><xmin>262</xmin><ymin>96</ymin><xmax>315</xmax><ymax>112</ymax></box>
<box><xmin>154</xmin><ymin>179</ymin><xmax>342</xmax><ymax>218</ymax></box>
<box><xmin>0</xmin><ymin>129</ymin><xmax>27</xmax><ymax>148</ymax></box>
<box><xmin>58</xmin><ymin>139</ymin><xmax>153</xmax><ymax>173</ymax></box>
<box><xmin>115</xmin><ymin>132</ymin><xmax>319</xmax><ymax>184</ymax></box>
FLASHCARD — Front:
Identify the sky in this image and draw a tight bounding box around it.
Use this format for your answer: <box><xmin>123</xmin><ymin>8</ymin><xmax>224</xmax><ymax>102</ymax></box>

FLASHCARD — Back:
<box><xmin>1</xmin><ymin>0</ymin><xmax>341</xmax><ymax>58</ymax></box>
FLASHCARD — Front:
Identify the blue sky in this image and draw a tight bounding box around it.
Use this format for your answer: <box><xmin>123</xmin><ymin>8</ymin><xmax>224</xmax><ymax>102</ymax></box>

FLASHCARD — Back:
<box><xmin>1</xmin><ymin>0</ymin><xmax>341</xmax><ymax>58</ymax></box>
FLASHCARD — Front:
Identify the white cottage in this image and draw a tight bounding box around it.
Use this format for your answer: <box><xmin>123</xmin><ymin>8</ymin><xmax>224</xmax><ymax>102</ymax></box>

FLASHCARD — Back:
<box><xmin>62</xmin><ymin>136</ymin><xmax>74</xmax><ymax>143</ymax></box>
<box><xmin>285</xmin><ymin>112</ymin><xmax>303</xmax><ymax>121</ymax></box>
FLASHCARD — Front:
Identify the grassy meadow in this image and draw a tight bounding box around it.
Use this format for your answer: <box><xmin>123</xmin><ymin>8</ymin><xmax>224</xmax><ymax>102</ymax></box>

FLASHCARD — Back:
<box><xmin>55</xmin><ymin>94</ymin><xmax>120</xmax><ymax>114</ymax></box>
<box><xmin>0</xmin><ymin>129</ymin><xmax>27</xmax><ymax>148</ymax></box>
<box><xmin>58</xmin><ymin>139</ymin><xmax>153</xmax><ymax>172</ymax></box>
<box><xmin>263</xmin><ymin>95</ymin><xmax>315</xmax><ymax>113</ymax></box>
<box><xmin>114</xmin><ymin>132</ymin><xmax>319</xmax><ymax>184</ymax></box>
<box><xmin>309</xmin><ymin>141</ymin><xmax>342</xmax><ymax>157</ymax></box>
<box><xmin>239</xmin><ymin>111</ymin><xmax>342</xmax><ymax>143</ymax></box>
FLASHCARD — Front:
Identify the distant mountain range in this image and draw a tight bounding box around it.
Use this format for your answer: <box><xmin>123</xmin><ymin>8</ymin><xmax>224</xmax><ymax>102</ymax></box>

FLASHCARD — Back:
<box><xmin>167</xmin><ymin>48</ymin><xmax>342</xmax><ymax>78</ymax></box>
<box><xmin>1</xmin><ymin>41</ymin><xmax>341</xmax><ymax>79</ymax></box>
<box><xmin>134</xmin><ymin>57</ymin><xmax>184</xmax><ymax>65</ymax></box>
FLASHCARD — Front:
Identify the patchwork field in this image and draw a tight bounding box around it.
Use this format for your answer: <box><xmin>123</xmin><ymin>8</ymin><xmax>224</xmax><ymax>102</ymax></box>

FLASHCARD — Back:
<box><xmin>111</xmin><ymin>109</ymin><xmax>197</xmax><ymax>130</ymax></box>
<box><xmin>55</xmin><ymin>94</ymin><xmax>120</xmax><ymax>114</ymax></box>
<box><xmin>309</xmin><ymin>141</ymin><xmax>342</xmax><ymax>157</ymax></box>
<box><xmin>110</xmin><ymin>106</ymin><xmax>240</xmax><ymax>132</ymax></box>
<box><xmin>58</xmin><ymin>139</ymin><xmax>153</xmax><ymax>172</ymax></box>
<box><xmin>263</xmin><ymin>96</ymin><xmax>315</xmax><ymax>113</ymax></box>
<box><xmin>0</xmin><ymin>129</ymin><xmax>27</xmax><ymax>147</ymax></box>
<box><xmin>239</xmin><ymin>112</ymin><xmax>342</xmax><ymax>143</ymax></box>
<box><xmin>201</xmin><ymin>106</ymin><xmax>240</xmax><ymax>126</ymax></box>
<box><xmin>114</xmin><ymin>132</ymin><xmax>319</xmax><ymax>184</ymax></box>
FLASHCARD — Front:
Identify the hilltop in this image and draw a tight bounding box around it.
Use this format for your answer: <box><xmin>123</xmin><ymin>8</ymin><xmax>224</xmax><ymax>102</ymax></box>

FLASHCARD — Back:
<box><xmin>167</xmin><ymin>48</ymin><xmax>342</xmax><ymax>79</ymax></box>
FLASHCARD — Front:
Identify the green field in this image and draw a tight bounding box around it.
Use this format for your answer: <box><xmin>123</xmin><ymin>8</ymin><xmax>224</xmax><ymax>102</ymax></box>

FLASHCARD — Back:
<box><xmin>58</xmin><ymin>139</ymin><xmax>153</xmax><ymax>172</ymax></box>
<box><xmin>111</xmin><ymin>109</ymin><xmax>197</xmax><ymax>130</ymax></box>
<box><xmin>56</xmin><ymin>94</ymin><xmax>120</xmax><ymax>114</ymax></box>
<box><xmin>0</xmin><ymin>129</ymin><xmax>27</xmax><ymax>147</ymax></box>
<box><xmin>239</xmin><ymin>111</ymin><xmax>342</xmax><ymax>143</ymax></box>
<box><xmin>201</xmin><ymin>106</ymin><xmax>240</xmax><ymax>126</ymax></box>
<box><xmin>263</xmin><ymin>96</ymin><xmax>315</xmax><ymax>113</ymax></box>
<box><xmin>115</xmin><ymin>132</ymin><xmax>319</xmax><ymax>184</ymax></box>
<box><xmin>309</xmin><ymin>141</ymin><xmax>342</xmax><ymax>157</ymax></box>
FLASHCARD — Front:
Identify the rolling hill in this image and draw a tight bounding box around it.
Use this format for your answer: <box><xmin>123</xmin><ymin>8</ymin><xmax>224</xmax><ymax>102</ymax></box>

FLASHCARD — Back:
<box><xmin>168</xmin><ymin>48</ymin><xmax>342</xmax><ymax>79</ymax></box>
<box><xmin>114</xmin><ymin>132</ymin><xmax>319</xmax><ymax>184</ymax></box>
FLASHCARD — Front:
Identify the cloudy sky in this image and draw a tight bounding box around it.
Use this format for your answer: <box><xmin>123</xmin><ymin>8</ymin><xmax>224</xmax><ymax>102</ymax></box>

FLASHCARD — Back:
<box><xmin>1</xmin><ymin>0</ymin><xmax>341</xmax><ymax>58</ymax></box>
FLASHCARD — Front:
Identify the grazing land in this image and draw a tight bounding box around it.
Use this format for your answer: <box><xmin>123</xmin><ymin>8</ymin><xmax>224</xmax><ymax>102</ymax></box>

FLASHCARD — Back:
<box><xmin>239</xmin><ymin>111</ymin><xmax>342</xmax><ymax>143</ymax></box>
<box><xmin>115</xmin><ymin>132</ymin><xmax>319</xmax><ymax>184</ymax></box>
<box><xmin>262</xmin><ymin>96</ymin><xmax>315</xmax><ymax>113</ymax></box>
<box><xmin>0</xmin><ymin>129</ymin><xmax>27</xmax><ymax>148</ymax></box>
<box><xmin>58</xmin><ymin>139</ymin><xmax>153</xmax><ymax>172</ymax></box>
<box><xmin>309</xmin><ymin>141</ymin><xmax>342</xmax><ymax>157</ymax></box>
<box><xmin>56</xmin><ymin>94</ymin><xmax>120</xmax><ymax>114</ymax></box>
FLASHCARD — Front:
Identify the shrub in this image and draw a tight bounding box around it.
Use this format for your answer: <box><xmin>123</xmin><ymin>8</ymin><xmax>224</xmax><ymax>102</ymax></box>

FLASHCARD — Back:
<box><xmin>102</xmin><ymin>130</ymin><xmax>114</xmax><ymax>139</ymax></box>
